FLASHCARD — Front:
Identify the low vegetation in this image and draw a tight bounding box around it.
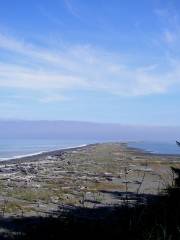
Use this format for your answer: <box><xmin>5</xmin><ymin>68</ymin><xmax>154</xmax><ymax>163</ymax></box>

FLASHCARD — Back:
<box><xmin>0</xmin><ymin>143</ymin><xmax>179</xmax><ymax>239</ymax></box>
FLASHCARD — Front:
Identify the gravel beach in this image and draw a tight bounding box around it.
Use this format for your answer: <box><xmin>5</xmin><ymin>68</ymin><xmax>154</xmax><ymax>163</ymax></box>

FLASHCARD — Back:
<box><xmin>0</xmin><ymin>142</ymin><xmax>179</xmax><ymax>217</ymax></box>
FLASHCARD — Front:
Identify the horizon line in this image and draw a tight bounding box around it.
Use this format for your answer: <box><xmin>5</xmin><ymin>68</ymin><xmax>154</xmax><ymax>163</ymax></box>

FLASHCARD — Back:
<box><xmin>0</xmin><ymin>119</ymin><xmax>180</xmax><ymax>128</ymax></box>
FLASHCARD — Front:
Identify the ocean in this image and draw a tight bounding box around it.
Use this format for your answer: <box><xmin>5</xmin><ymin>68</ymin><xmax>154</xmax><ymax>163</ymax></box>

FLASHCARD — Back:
<box><xmin>128</xmin><ymin>141</ymin><xmax>180</xmax><ymax>155</ymax></box>
<box><xmin>0</xmin><ymin>138</ymin><xmax>180</xmax><ymax>160</ymax></box>
<box><xmin>0</xmin><ymin>121</ymin><xmax>180</xmax><ymax>159</ymax></box>
<box><xmin>0</xmin><ymin>139</ymin><xmax>95</xmax><ymax>160</ymax></box>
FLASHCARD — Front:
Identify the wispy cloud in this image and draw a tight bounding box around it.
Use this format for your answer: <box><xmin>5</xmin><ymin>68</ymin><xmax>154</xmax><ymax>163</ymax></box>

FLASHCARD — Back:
<box><xmin>64</xmin><ymin>0</ymin><xmax>81</xmax><ymax>18</ymax></box>
<box><xmin>154</xmin><ymin>8</ymin><xmax>170</xmax><ymax>18</ymax></box>
<box><xmin>154</xmin><ymin>5</ymin><xmax>179</xmax><ymax>24</ymax></box>
<box><xmin>37</xmin><ymin>5</ymin><xmax>65</xmax><ymax>27</ymax></box>
<box><xmin>154</xmin><ymin>6</ymin><xmax>180</xmax><ymax>47</ymax></box>
<box><xmin>39</xmin><ymin>94</ymin><xmax>71</xmax><ymax>103</ymax></box>
<box><xmin>163</xmin><ymin>29</ymin><xmax>177</xmax><ymax>44</ymax></box>
<box><xmin>0</xmin><ymin>32</ymin><xmax>180</xmax><ymax>100</ymax></box>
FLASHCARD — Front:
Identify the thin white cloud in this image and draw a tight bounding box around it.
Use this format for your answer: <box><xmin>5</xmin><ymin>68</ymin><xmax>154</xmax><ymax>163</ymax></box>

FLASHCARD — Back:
<box><xmin>163</xmin><ymin>30</ymin><xmax>177</xmax><ymax>44</ymax></box>
<box><xmin>0</xmin><ymin>33</ymin><xmax>180</xmax><ymax>98</ymax></box>
<box><xmin>154</xmin><ymin>8</ymin><xmax>170</xmax><ymax>18</ymax></box>
<box><xmin>154</xmin><ymin>6</ymin><xmax>179</xmax><ymax>25</ymax></box>
<box><xmin>154</xmin><ymin>6</ymin><xmax>180</xmax><ymax>46</ymax></box>
<box><xmin>64</xmin><ymin>0</ymin><xmax>80</xmax><ymax>18</ymax></box>
<box><xmin>0</xmin><ymin>63</ymin><xmax>88</xmax><ymax>90</ymax></box>
<box><xmin>39</xmin><ymin>94</ymin><xmax>71</xmax><ymax>103</ymax></box>
<box><xmin>37</xmin><ymin>5</ymin><xmax>65</xmax><ymax>27</ymax></box>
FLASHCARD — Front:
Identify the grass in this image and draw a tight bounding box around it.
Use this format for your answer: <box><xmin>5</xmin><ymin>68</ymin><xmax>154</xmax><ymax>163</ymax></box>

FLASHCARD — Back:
<box><xmin>6</xmin><ymin>188</ymin><xmax>52</xmax><ymax>203</ymax></box>
<box><xmin>0</xmin><ymin>143</ymin><xmax>180</xmax><ymax>239</ymax></box>
<box><xmin>0</xmin><ymin>201</ymin><xmax>34</xmax><ymax>215</ymax></box>
<box><xmin>1</xmin><ymin>167</ymin><xmax>177</xmax><ymax>240</ymax></box>
<box><xmin>1</xmin><ymin>183</ymin><xmax>180</xmax><ymax>240</ymax></box>
<box><xmin>89</xmin><ymin>181</ymin><xmax>125</xmax><ymax>191</ymax></box>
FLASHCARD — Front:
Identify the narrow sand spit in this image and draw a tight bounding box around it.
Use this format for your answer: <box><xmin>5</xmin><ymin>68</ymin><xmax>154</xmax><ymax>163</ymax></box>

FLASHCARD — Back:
<box><xmin>0</xmin><ymin>142</ymin><xmax>179</xmax><ymax>217</ymax></box>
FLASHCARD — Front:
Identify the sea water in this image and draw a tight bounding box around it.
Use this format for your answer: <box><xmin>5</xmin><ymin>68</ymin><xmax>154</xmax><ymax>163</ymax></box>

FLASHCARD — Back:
<box><xmin>0</xmin><ymin>139</ymin><xmax>180</xmax><ymax>160</ymax></box>
<box><xmin>128</xmin><ymin>141</ymin><xmax>180</xmax><ymax>155</ymax></box>
<box><xmin>0</xmin><ymin>138</ymin><xmax>94</xmax><ymax>160</ymax></box>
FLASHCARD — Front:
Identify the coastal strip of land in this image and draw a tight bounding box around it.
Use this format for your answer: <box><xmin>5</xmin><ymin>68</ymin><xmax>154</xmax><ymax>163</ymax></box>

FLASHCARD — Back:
<box><xmin>0</xmin><ymin>142</ymin><xmax>179</xmax><ymax>217</ymax></box>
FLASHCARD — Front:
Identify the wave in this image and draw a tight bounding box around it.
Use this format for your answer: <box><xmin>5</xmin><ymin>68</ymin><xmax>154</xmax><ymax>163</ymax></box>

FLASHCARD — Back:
<box><xmin>0</xmin><ymin>144</ymin><xmax>88</xmax><ymax>161</ymax></box>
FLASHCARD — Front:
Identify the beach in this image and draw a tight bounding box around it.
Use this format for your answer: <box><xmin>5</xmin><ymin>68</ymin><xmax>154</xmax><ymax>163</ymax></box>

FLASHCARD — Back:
<box><xmin>0</xmin><ymin>142</ymin><xmax>179</xmax><ymax>217</ymax></box>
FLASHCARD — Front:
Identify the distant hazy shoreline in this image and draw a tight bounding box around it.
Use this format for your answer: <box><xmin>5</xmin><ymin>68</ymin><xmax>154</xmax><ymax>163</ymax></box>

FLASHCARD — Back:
<box><xmin>0</xmin><ymin>120</ymin><xmax>180</xmax><ymax>142</ymax></box>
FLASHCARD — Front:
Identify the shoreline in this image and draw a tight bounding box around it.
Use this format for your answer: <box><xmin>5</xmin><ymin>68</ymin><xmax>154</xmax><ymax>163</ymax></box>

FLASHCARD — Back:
<box><xmin>125</xmin><ymin>143</ymin><xmax>180</xmax><ymax>158</ymax></box>
<box><xmin>118</xmin><ymin>142</ymin><xmax>180</xmax><ymax>159</ymax></box>
<box><xmin>0</xmin><ymin>151</ymin><xmax>45</xmax><ymax>161</ymax></box>
<box><xmin>0</xmin><ymin>141</ymin><xmax>180</xmax><ymax>165</ymax></box>
<box><xmin>0</xmin><ymin>143</ymin><xmax>91</xmax><ymax>164</ymax></box>
<box><xmin>0</xmin><ymin>142</ymin><xmax>179</xmax><ymax>217</ymax></box>
<box><xmin>0</xmin><ymin>143</ymin><xmax>88</xmax><ymax>161</ymax></box>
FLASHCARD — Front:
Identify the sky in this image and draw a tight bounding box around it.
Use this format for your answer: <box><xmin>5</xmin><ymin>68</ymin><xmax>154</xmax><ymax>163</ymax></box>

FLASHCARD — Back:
<box><xmin>0</xmin><ymin>0</ymin><xmax>180</xmax><ymax>125</ymax></box>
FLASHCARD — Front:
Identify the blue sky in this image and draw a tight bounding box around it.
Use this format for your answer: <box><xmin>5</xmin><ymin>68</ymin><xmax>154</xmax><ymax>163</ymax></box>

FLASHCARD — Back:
<box><xmin>0</xmin><ymin>0</ymin><xmax>180</xmax><ymax>125</ymax></box>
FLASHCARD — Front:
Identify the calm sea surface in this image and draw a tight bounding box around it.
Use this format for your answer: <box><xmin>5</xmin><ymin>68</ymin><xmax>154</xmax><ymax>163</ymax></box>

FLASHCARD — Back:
<box><xmin>128</xmin><ymin>142</ymin><xmax>180</xmax><ymax>155</ymax></box>
<box><xmin>0</xmin><ymin>139</ymin><xmax>97</xmax><ymax>160</ymax></box>
<box><xmin>0</xmin><ymin>139</ymin><xmax>180</xmax><ymax>160</ymax></box>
